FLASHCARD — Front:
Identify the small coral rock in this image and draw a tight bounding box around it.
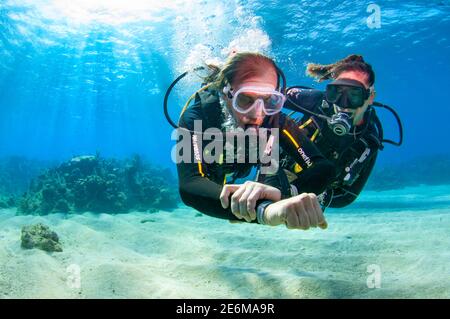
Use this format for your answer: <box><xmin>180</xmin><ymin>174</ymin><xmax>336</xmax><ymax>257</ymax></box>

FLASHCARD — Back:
<box><xmin>21</xmin><ymin>223</ymin><xmax>63</xmax><ymax>252</ymax></box>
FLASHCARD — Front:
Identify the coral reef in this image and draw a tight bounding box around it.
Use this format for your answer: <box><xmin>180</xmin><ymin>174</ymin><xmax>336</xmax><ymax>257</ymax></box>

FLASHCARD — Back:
<box><xmin>0</xmin><ymin>195</ymin><xmax>16</xmax><ymax>209</ymax></box>
<box><xmin>21</xmin><ymin>223</ymin><xmax>62</xmax><ymax>252</ymax></box>
<box><xmin>17</xmin><ymin>154</ymin><xmax>179</xmax><ymax>215</ymax></box>
<box><xmin>0</xmin><ymin>156</ymin><xmax>51</xmax><ymax>208</ymax></box>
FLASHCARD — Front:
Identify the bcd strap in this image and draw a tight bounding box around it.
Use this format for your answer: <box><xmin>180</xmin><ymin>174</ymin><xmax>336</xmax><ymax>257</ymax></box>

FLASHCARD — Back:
<box><xmin>198</xmin><ymin>90</ymin><xmax>224</xmax><ymax>129</ymax></box>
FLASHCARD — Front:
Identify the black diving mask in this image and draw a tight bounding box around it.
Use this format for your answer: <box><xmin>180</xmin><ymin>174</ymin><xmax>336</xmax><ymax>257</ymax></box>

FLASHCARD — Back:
<box><xmin>325</xmin><ymin>78</ymin><xmax>371</xmax><ymax>109</ymax></box>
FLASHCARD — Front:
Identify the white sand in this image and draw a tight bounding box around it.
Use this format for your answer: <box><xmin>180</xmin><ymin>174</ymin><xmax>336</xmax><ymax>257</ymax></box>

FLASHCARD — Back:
<box><xmin>0</xmin><ymin>184</ymin><xmax>449</xmax><ymax>298</ymax></box>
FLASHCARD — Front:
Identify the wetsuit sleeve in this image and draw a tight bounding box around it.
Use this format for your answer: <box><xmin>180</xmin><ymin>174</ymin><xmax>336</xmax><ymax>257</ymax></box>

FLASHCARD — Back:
<box><xmin>278</xmin><ymin>113</ymin><xmax>335</xmax><ymax>195</ymax></box>
<box><xmin>176</xmin><ymin>107</ymin><xmax>239</xmax><ymax>221</ymax></box>
<box><xmin>284</xmin><ymin>87</ymin><xmax>324</xmax><ymax>114</ymax></box>
<box><xmin>329</xmin><ymin>150</ymin><xmax>378</xmax><ymax>208</ymax></box>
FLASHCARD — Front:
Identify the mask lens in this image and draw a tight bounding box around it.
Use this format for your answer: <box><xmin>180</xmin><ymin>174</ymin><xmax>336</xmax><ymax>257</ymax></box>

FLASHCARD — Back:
<box><xmin>347</xmin><ymin>87</ymin><xmax>364</xmax><ymax>108</ymax></box>
<box><xmin>264</xmin><ymin>94</ymin><xmax>284</xmax><ymax>114</ymax></box>
<box><xmin>325</xmin><ymin>85</ymin><xmax>340</xmax><ymax>103</ymax></box>
<box><xmin>236</xmin><ymin>93</ymin><xmax>255</xmax><ymax>111</ymax></box>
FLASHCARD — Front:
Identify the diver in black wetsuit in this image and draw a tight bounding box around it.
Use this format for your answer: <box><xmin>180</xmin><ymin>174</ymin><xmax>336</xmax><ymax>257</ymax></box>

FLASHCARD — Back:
<box><xmin>174</xmin><ymin>52</ymin><xmax>334</xmax><ymax>229</ymax></box>
<box><xmin>282</xmin><ymin>54</ymin><xmax>396</xmax><ymax>208</ymax></box>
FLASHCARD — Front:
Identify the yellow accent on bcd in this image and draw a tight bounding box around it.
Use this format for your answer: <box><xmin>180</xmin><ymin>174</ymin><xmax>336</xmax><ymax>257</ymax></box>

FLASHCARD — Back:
<box><xmin>282</xmin><ymin>129</ymin><xmax>299</xmax><ymax>149</ymax></box>
<box><xmin>197</xmin><ymin>161</ymin><xmax>205</xmax><ymax>177</ymax></box>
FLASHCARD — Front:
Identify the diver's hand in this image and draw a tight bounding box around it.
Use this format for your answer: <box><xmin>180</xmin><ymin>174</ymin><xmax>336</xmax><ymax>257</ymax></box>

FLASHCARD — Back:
<box><xmin>220</xmin><ymin>181</ymin><xmax>282</xmax><ymax>222</ymax></box>
<box><xmin>263</xmin><ymin>193</ymin><xmax>328</xmax><ymax>230</ymax></box>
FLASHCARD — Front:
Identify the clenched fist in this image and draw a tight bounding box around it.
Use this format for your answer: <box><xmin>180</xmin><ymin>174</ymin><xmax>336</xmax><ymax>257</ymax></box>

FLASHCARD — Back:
<box><xmin>220</xmin><ymin>181</ymin><xmax>282</xmax><ymax>222</ymax></box>
<box><xmin>263</xmin><ymin>193</ymin><xmax>327</xmax><ymax>230</ymax></box>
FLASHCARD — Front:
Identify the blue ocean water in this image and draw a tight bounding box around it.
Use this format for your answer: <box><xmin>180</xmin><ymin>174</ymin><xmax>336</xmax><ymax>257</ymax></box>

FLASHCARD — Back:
<box><xmin>0</xmin><ymin>0</ymin><xmax>449</xmax><ymax>298</ymax></box>
<box><xmin>1</xmin><ymin>0</ymin><xmax>449</xmax><ymax>166</ymax></box>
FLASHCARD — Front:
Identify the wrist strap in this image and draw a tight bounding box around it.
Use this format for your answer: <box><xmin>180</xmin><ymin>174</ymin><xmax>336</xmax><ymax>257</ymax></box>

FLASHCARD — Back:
<box><xmin>290</xmin><ymin>184</ymin><xmax>299</xmax><ymax>197</ymax></box>
<box><xmin>256</xmin><ymin>200</ymin><xmax>273</xmax><ymax>225</ymax></box>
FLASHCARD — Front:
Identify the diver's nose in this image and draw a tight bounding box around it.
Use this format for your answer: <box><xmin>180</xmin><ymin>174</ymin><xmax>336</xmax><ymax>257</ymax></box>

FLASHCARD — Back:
<box><xmin>339</xmin><ymin>94</ymin><xmax>349</xmax><ymax>108</ymax></box>
<box><xmin>248</xmin><ymin>99</ymin><xmax>264</xmax><ymax>119</ymax></box>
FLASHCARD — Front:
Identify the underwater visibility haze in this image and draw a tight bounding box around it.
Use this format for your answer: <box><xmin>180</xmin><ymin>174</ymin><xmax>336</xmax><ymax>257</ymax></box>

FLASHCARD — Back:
<box><xmin>0</xmin><ymin>0</ymin><xmax>449</xmax><ymax>298</ymax></box>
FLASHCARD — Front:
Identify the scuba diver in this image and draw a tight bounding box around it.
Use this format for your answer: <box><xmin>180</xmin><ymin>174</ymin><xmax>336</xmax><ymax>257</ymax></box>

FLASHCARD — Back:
<box><xmin>281</xmin><ymin>54</ymin><xmax>403</xmax><ymax>208</ymax></box>
<box><xmin>167</xmin><ymin>52</ymin><xmax>335</xmax><ymax>229</ymax></box>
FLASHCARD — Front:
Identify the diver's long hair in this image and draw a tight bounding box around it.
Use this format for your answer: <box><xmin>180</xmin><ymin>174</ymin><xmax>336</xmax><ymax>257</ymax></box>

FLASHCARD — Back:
<box><xmin>306</xmin><ymin>54</ymin><xmax>375</xmax><ymax>86</ymax></box>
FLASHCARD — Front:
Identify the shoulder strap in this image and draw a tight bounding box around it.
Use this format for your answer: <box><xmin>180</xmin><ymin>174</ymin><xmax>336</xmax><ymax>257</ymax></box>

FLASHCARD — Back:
<box><xmin>197</xmin><ymin>90</ymin><xmax>224</xmax><ymax>129</ymax></box>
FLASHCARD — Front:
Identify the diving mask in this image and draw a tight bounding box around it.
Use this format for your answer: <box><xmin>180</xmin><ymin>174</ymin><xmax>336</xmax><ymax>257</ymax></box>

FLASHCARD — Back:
<box><xmin>325</xmin><ymin>78</ymin><xmax>371</xmax><ymax>109</ymax></box>
<box><xmin>226</xmin><ymin>86</ymin><xmax>286</xmax><ymax>116</ymax></box>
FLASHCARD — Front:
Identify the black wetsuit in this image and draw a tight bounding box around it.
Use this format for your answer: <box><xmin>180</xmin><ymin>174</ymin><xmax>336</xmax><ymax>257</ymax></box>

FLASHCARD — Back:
<box><xmin>176</xmin><ymin>89</ymin><xmax>334</xmax><ymax>220</ymax></box>
<box><xmin>283</xmin><ymin>87</ymin><xmax>383</xmax><ymax>208</ymax></box>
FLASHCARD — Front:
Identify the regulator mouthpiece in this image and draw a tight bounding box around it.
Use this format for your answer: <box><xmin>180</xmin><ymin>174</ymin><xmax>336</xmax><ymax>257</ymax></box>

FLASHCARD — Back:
<box><xmin>327</xmin><ymin>112</ymin><xmax>352</xmax><ymax>136</ymax></box>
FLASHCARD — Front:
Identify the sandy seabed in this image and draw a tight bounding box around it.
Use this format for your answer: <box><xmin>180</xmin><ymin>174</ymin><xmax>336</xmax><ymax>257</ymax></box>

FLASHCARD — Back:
<box><xmin>0</xmin><ymin>185</ymin><xmax>449</xmax><ymax>299</ymax></box>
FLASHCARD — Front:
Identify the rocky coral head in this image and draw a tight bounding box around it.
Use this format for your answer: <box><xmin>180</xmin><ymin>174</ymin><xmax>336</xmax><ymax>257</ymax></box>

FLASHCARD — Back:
<box><xmin>21</xmin><ymin>223</ymin><xmax>62</xmax><ymax>252</ymax></box>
